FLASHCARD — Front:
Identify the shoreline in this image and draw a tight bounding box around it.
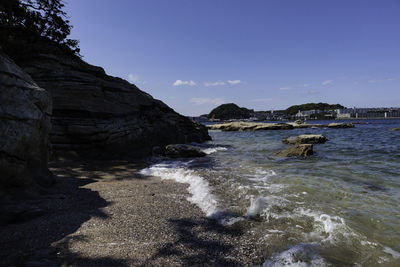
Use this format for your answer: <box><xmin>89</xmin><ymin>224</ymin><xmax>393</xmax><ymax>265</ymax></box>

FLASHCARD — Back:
<box><xmin>0</xmin><ymin>159</ymin><xmax>261</xmax><ymax>266</ymax></box>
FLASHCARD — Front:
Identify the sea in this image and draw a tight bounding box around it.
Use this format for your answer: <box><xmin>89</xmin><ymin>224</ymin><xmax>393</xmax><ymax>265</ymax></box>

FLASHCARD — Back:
<box><xmin>140</xmin><ymin>119</ymin><xmax>400</xmax><ymax>266</ymax></box>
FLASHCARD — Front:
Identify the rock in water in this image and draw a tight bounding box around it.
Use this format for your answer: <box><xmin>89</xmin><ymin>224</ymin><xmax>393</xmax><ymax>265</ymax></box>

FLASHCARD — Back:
<box><xmin>19</xmin><ymin>53</ymin><xmax>210</xmax><ymax>157</ymax></box>
<box><xmin>328</xmin><ymin>122</ymin><xmax>355</xmax><ymax>128</ymax></box>
<box><xmin>390</xmin><ymin>127</ymin><xmax>400</xmax><ymax>131</ymax></box>
<box><xmin>0</xmin><ymin>51</ymin><xmax>53</xmax><ymax>188</ymax></box>
<box><xmin>164</xmin><ymin>144</ymin><xmax>206</xmax><ymax>158</ymax></box>
<box><xmin>283</xmin><ymin>134</ymin><xmax>327</xmax><ymax>145</ymax></box>
<box><xmin>276</xmin><ymin>144</ymin><xmax>314</xmax><ymax>157</ymax></box>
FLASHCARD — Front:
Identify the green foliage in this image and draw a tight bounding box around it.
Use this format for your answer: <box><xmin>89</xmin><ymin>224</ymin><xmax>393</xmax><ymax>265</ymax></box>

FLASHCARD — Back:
<box><xmin>0</xmin><ymin>0</ymin><xmax>80</xmax><ymax>61</ymax></box>
<box><xmin>285</xmin><ymin>102</ymin><xmax>344</xmax><ymax>115</ymax></box>
<box><xmin>208</xmin><ymin>103</ymin><xmax>253</xmax><ymax>120</ymax></box>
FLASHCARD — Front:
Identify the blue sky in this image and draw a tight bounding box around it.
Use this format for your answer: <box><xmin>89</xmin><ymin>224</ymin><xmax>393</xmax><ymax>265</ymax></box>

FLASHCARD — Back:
<box><xmin>65</xmin><ymin>0</ymin><xmax>400</xmax><ymax>116</ymax></box>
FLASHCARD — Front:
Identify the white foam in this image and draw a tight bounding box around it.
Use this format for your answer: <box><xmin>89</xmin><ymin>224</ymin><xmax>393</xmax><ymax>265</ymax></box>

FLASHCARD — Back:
<box><xmin>383</xmin><ymin>246</ymin><xmax>400</xmax><ymax>259</ymax></box>
<box><xmin>140</xmin><ymin>162</ymin><xmax>219</xmax><ymax>217</ymax></box>
<box><xmin>263</xmin><ymin>243</ymin><xmax>328</xmax><ymax>267</ymax></box>
<box><xmin>201</xmin><ymin>146</ymin><xmax>228</xmax><ymax>154</ymax></box>
<box><xmin>298</xmin><ymin>208</ymin><xmax>352</xmax><ymax>243</ymax></box>
<box><xmin>246</xmin><ymin>197</ymin><xmax>267</xmax><ymax>218</ymax></box>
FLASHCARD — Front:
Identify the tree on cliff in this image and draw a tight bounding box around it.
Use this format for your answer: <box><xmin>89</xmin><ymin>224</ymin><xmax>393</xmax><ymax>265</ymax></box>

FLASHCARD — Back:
<box><xmin>0</xmin><ymin>0</ymin><xmax>79</xmax><ymax>61</ymax></box>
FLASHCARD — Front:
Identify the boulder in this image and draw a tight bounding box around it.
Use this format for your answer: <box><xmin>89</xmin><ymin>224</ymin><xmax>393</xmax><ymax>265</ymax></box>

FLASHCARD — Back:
<box><xmin>276</xmin><ymin>144</ymin><xmax>313</xmax><ymax>157</ymax></box>
<box><xmin>0</xmin><ymin>50</ymin><xmax>53</xmax><ymax>188</ymax></box>
<box><xmin>164</xmin><ymin>144</ymin><xmax>206</xmax><ymax>158</ymax></box>
<box><xmin>283</xmin><ymin>134</ymin><xmax>327</xmax><ymax>145</ymax></box>
<box><xmin>390</xmin><ymin>127</ymin><xmax>400</xmax><ymax>131</ymax></box>
<box><xmin>17</xmin><ymin>53</ymin><xmax>210</xmax><ymax>157</ymax></box>
<box><xmin>328</xmin><ymin>122</ymin><xmax>355</xmax><ymax>128</ymax></box>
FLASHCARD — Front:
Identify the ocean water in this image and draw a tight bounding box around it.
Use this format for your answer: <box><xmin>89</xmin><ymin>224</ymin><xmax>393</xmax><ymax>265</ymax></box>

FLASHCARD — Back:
<box><xmin>140</xmin><ymin>119</ymin><xmax>400</xmax><ymax>266</ymax></box>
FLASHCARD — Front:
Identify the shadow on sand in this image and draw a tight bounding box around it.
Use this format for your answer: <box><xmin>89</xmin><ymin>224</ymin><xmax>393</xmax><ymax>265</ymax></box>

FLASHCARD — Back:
<box><xmin>0</xmin><ymin>160</ymin><xmax>146</xmax><ymax>266</ymax></box>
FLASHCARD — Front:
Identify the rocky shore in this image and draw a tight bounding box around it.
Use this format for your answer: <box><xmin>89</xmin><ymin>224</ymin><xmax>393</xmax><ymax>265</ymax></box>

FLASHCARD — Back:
<box><xmin>207</xmin><ymin>121</ymin><xmax>355</xmax><ymax>131</ymax></box>
<box><xmin>0</xmin><ymin>160</ymin><xmax>261</xmax><ymax>266</ymax></box>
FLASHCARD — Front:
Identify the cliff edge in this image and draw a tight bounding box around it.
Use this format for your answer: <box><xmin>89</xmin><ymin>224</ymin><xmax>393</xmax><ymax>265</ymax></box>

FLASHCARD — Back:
<box><xmin>18</xmin><ymin>53</ymin><xmax>210</xmax><ymax>158</ymax></box>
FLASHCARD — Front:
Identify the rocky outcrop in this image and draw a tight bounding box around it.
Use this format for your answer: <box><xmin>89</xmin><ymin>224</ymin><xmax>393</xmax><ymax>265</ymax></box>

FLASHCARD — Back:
<box><xmin>208</xmin><ymin>121</ymin><xmax>330</xmax><ymax>131</ymax></box>
<box><xmin>390</xmin><ymin>127</ymin><xmax>400</xmax><ymax>131</ymax></box>
<box><xmin>287</xmin><ymin>122</ymin><xmax>325</xmax><ymax>128</ymax></box>
<box><xmin>208</xmin><ymin>122</ymin><xmax>294</xmax><ymax>131</ymax></box>
<box><xmin>276</xmin><ymin>144</ymin><xmax>313</xmax><ymax>157</ymax></box>
<box><xmin>0</xmin><ymin>51</ymin><xmax>53</xmax><ymax>188</ymax></box>
<box><xmin>283</xmin><ymin>134</ymin><xmax>327</xmax><ymax>145</ymax></box>
<box><xmin>164</xmin><ymin>144</ymin><xmax>206</xmax><ymax>158</ymax></box>
<box><xmin>18</xmin><ymin>53</ymin><xmax>210</xmax><ymax>157</ymax></box>
<box><xmin>328</xmin><ymin>122</ymin><xmax>354</xmax><ymax>128</ymax></box>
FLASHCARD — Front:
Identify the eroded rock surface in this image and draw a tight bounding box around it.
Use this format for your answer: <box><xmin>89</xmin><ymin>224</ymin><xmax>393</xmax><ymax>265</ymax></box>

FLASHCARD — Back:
<box><xmin>208</xmin><ymin>122</ymin><xmax>294</xmax><ymax>131</ymax></box>
<box><xmin>0</xmin><ymin>51</ymin><xmax>53</xmax><ymax>188</ymax></box>
<box><xmin>276</xmin><ymin>144</ymin><xmax>314</xmax><ymax>157</ymax></box>
<box><xmin>164</xmin><ymin>144</ymin><xmax>206</xmax><ymax>158</ymax></box>
<box><xmin>283</xmin><ymin>134</ymin><xmax>327</xmax><ymax>145</ymax></box>
<box><xmin>328</xmin><ymin>123</ymin><xmax>355</xmax><ymax>128</ymax></box>
<box><xmin>208</xmin><ymin>121</ymin><xmax>330</xmax><ymax>131</ymax></box>
<box><xmin>19</xmin><ymin>53</ymin><xmax>210</xmax><ymax>157</ymax></box>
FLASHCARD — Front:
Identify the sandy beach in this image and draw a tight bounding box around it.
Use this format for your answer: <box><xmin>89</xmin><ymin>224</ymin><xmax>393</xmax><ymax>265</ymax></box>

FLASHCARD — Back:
<box><xmin>0</xmin><ymin>160</ymin><xmax>261</xmax><ymax>266</ymax></box>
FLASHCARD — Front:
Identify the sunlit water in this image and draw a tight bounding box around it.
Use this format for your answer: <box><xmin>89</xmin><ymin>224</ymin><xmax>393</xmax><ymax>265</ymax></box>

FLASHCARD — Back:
<box><xmin>141</xmin><ymin>119</ymin><xmax>400</xmax><ymax>266</ymax></box>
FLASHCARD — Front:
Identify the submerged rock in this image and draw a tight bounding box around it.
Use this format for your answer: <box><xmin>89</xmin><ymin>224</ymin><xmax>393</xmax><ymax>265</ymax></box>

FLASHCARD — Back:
<box><xmin>18</xmin><ymin>53</ymin><xmax>210</xmax><ymax>158</ymax></box>
<box><xmin>328</xmin><ymin>122</ymin><xmax>355</xmax><ymax>128</ymax></box>
<box><xmin>283</xmin><ymin>134</ymin><xmax>327</xmax><ymax>145</ymax></box>
<box><xmin>276</xmin><ymin>144</ymin><xmax>314</xmax><ymax>157</ymax></box>
<box><xmin>0</xmin><ymin>50</ymin><xmax>53</xmax><ymax>188</ymax></box>
<box><xmin>164</xmin><ymin>144</ymin><xmax>206</xmax><ymax>158</ymax></box>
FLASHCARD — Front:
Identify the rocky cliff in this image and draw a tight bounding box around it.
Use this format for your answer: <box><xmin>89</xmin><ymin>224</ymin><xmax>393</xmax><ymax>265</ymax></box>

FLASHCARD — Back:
<box><xmin>0</xmin><ymin>51</ymin><xmax>53</xmax><ymax>189</ymax></box>
<box><xmin>18</xmin><ymin>53</ymin><xmax>210</xmax><ymax>157</ymax></box>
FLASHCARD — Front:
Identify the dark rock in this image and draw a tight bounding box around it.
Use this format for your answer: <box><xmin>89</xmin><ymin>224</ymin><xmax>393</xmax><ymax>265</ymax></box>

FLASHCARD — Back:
<box><xmin>18</xmin><ymin>53</ymin><xmax>210</xmax><ymax>158</ymax></box>
<box><xmin>164</xmin><ymin>144</ymin><xmax>206</xmax><ymax>158</ymax></box>
<box><xmin>283</xmin><ymin>134</ymin><xmax>327</xmax><ymax>145</ymax></box>
<box><xmin>0</xmin><ymin>50</ymin><xmax>53</xmax><ymax>189</ymax></box>
<box><xmin>390</xmin><ymin>127</ymin><xmax>400</xmax><ymax>131</ymax></box>
<box><xmin>328</xmin><ymin>122</ymin><xmax>355</xmax><ymax>128</ymax></box>
<box><xmin>276</xmin><ymin>144</ymin><xmax>313</xmax><ymax>157</ymax></box>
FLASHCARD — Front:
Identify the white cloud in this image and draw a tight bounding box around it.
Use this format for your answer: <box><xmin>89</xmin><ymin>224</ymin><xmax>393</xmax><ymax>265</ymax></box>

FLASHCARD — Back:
<box><xmin>279</xmin><ymin>86</ymin><xmax>291</xmax><ymax>91</ymax></box>
<box><xmin>128</xmin><ymin>73</ymin><xmax>139</xmax><ymax>83</ymax></box>
<box><xmin>190</xmin><ymin>97</ymin><xmax>226</xmax><ymax>106</ymax></box>
<box><xmin>251</xmin><ymin>98</ymin><xmax>273</xmax><ymax>102</ymax></box>
<box><xmin>307</xmin><ymin>90</ymin><xmax>320</xmax><ymax>95</ymax></box>
<box><xmin>322</xmin><ymin>79</ymin><xmax>333</xmax><ymax>86</ymax></box>
<box><xmin>128</xmin><ymin>73</ymin><xmax>147</xmax><ymax>85</ymax></box>
<box><xmin>368</xmin><ymin>78</ymin><xmax>395</xmax><ymax>83</ymax></box>
<box><xmin>227</xmin><ymin>80</ymin><xmax>242</xmax><ymax>85</ymax></box>
<box><xmin>302</xmin><ymin>83</ymin><xmax>311</xmax><ymax>87</ymax></box>
<box><xmin>173</xmin><ymin>80</ymin><xmax>196</xmax><ymax>86</ymax></box>
<box><xmin>204</xmin><ymin>81</ymin><xmax>225</xmax><ymax>87</ymax></box>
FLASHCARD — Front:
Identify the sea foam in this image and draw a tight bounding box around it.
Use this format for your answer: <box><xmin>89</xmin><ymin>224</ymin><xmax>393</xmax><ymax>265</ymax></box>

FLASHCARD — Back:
<box><xmin>201</xmin><ymin>146</ymin><xmax>228</xmax><ymax>155</ymax></box>
<box><xmin>263</xmin><ymin>243</ymin><xmax>327</xmax><ymax>267</ymax></box>
<box><xmin>139</xmin><ymin>162</ymin><xmax>219</xmax><ymax>217</ymax></box>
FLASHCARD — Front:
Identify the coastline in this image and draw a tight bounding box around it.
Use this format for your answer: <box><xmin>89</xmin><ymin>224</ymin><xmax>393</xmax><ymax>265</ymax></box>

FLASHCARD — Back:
<box><xmin>0</xmin><ymin>159</ymin><xmax>260</xmax><ymax>266</ymax></box>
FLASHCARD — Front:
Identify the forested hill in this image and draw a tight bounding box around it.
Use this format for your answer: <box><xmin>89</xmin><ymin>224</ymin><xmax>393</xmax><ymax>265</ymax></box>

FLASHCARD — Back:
<box><xmin>285</xmin><ymin>103</ymin><xmax>344</xmax><ymax>115</ymax></box>
<box><xmin>208</xmin><ymin>103</ymin><xmax>253</xmax><ymax>120</ymax></box>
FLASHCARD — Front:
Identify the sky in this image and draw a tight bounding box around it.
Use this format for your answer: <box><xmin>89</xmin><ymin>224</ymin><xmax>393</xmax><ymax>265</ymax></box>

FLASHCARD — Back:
<box><xmin>65</xmin><ymin>0</ymin><xmax>400</xmax><ymax>116</ymax></box>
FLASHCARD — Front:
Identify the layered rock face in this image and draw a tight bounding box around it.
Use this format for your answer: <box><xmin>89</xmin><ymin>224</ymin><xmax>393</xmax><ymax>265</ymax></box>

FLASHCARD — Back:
<box><xmin>0</xmin><ymin>51</ymin><xmax>53</xmax><ymax>188</ymax></box>
<box><xmin>19</xmin><ymin>53</ymin><xmax>210</xmax><ymax>157</ymax></box>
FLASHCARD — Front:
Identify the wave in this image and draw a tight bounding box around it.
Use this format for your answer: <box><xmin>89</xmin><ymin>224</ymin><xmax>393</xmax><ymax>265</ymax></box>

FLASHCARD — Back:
<box><xmin>263</xmin><ymin>243</ymin><xmax>327</xmax><ymax>267</ymax></box>
<box><xmin>139</xmin><ymin>162</ymin><xmax>219</xmax><ymax>217</ymax></box>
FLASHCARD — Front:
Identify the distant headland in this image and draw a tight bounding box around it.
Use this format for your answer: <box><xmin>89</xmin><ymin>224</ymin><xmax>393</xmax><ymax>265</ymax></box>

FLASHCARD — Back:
<box><xmin>193</xmin><ymin>102</ymin><xmax>400</xmax><ymax>122</ymax></box>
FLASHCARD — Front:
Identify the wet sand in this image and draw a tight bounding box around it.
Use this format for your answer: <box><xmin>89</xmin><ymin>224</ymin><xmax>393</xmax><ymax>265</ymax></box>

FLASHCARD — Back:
<box><xmin>0</xmin><ymin>160</ymin><xmax>261</xmax><ymax>266</ymax></box>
